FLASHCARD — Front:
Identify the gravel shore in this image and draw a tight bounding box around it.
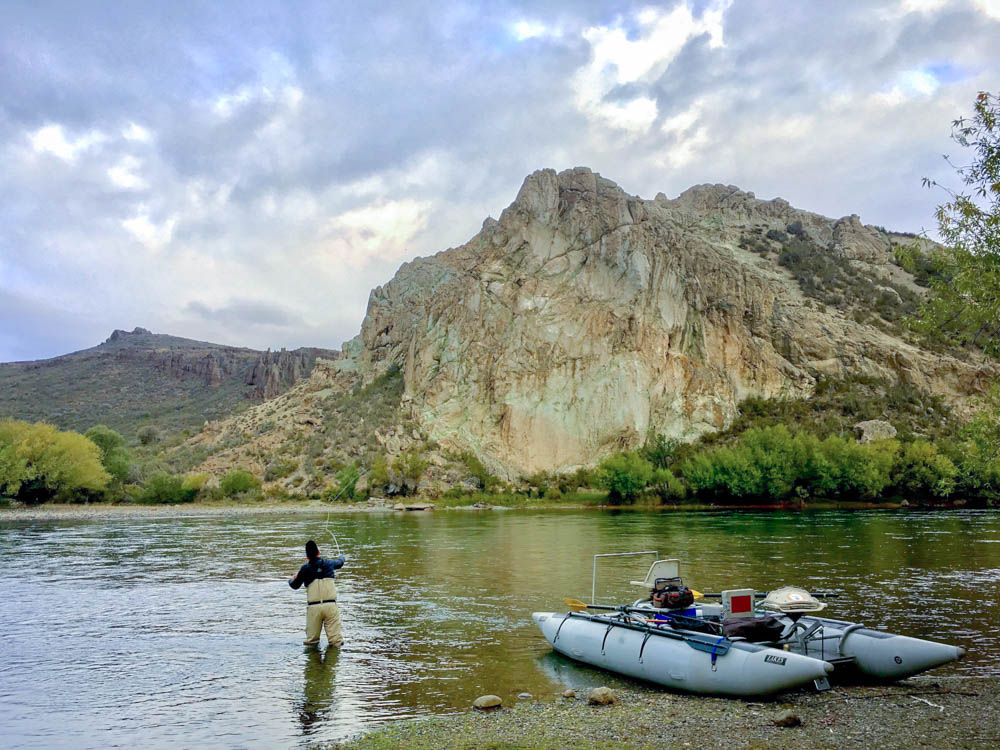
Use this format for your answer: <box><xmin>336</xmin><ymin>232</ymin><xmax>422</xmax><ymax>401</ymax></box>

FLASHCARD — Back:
<box><xmin>333</xmin><ymin>676</ymin><xmax>1000</xmax><ymax>750</ymax></box>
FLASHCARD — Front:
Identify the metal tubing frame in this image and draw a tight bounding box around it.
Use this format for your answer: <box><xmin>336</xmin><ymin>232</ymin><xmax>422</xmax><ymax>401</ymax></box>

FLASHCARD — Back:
<box><xmin>592</xmin><ymin>551</ymin><xmax>658</xmax><ymax>604</ymax></box>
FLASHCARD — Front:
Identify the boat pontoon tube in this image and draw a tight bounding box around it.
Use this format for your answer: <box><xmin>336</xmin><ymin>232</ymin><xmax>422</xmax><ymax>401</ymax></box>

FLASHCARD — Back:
<box><xmin>533</xmin><ymin>612</ymin><xmax>832</xmax><ymax>697</ymax></box>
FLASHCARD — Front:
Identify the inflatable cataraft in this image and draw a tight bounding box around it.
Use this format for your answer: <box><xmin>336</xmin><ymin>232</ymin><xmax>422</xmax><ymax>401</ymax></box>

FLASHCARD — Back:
<box><xmin>532</xmin><ymin>558</ymin><xmax>965</xmax><ymax>697</ymax></box>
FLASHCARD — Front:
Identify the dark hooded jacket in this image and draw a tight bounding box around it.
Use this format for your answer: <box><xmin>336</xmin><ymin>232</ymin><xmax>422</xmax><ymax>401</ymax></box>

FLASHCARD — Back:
<box><xmin>289</xmin><ymin>556</ymin><xmax>345</xmax><ymax>590</ymax></box>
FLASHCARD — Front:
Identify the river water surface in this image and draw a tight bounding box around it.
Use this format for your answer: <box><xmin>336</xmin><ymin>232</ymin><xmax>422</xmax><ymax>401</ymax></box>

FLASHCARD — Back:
<box><xmin>2</xmin><ymin>508</ymin><xmax>999</xmax><ymax>748</ymax></box>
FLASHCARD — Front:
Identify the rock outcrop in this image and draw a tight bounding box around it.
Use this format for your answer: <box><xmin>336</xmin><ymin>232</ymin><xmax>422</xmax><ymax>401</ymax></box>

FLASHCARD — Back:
<box><xmin>246</xmin><ymin>347</ymin><xmax>341</xmax><ymax>400</ymax></box>
<box><xmin>322</xmin><ymin>167</ymin><xmax>993</xmax><ymax>476</ymax></box>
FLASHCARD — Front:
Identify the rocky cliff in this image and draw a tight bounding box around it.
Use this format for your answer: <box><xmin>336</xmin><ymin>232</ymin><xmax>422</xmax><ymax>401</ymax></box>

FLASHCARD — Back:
<box><xmin>325</xmin><ymin>168</ymin><xmax>994</xmax><ymax>475</ymax></box>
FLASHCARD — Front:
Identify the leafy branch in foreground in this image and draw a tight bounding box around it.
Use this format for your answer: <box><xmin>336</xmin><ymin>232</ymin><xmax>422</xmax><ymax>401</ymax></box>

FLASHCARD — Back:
<box><xmin>904</xmin><ymin>91</ymin><xmax>1000</xmax><ymax>355</ymax></box>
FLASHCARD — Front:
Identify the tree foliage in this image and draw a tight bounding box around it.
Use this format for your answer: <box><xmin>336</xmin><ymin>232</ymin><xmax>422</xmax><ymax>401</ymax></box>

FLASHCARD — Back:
<box><xmin>84</xmin><ymin>424</ymin><xmax>131</xmax><ymax>483</ymax></box>
<box><xmin>0</xmin><ymin>420</ymin><xmax>110</xmax><ymax>502</ymax></box>
<box><xmin>906</xmin><ymin>91</ymin><xmax>1000</xmax><ymax>354</ymax></box>
<box><xmin>598</xmin><ymin>451</ymin><xmax>654</xmax><ymax>504</ymax></box>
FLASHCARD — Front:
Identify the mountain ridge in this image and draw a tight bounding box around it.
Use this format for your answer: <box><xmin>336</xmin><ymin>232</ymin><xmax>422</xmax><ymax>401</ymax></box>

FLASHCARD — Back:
<box><xmin>0</xmin><ymin>327</ymin><xmax>339</xmax><ymax>437</ymax></box>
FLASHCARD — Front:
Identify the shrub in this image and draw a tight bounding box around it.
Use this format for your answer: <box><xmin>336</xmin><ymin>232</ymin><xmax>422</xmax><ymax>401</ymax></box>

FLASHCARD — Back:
<box><xmin>680</xmin><ymin>426</ymin><xmax>898</xmax><ymax>501</ymax></box>
<box><xmin>137</xmin><ymin>425</ymin><xmax>161</xmax><ymax>445</ymax></box>
<box><xmin>182</xmin><ymin>473</ymin><xmax>210</xmax><ymax>493</ymax></box>
<box><xmin>85</xmin><ymin>425</ymin><xmax>131</xmax><ymax>484</ymax></box>
<box><xmin>650</xmin><ymin>468</ymin><xmax>686</xmax><ymax>502</ymax></box>
<box><xmin>461</xmin><ymin>452</ymin><xmax>500</xmax><ymax>492</ymax></box>
<box><xmin>139</xmin><ymin>473</ymin><xmax>196</xmax><ymax>504</ymax></box>
<box><xmin>325</xmin><ymin>464</ymin><xmax>360</xmax><ymax>501</ymax></box>
<box><xmin>220</xmin><ymin>470</ymin><xmax>260</xmax><ymax>497</ymax></box>
<box><xmin>641</xmin><ymin>433</ymin><xmax>677</xmax><ymax>470</ymax></box>
<box><xmin>598</xmin><ymin>452</ymin><xmax>654</xmax><ymax>504</ymax></box>
<box><xmin>391</xmin><ymin>451</ymin><xmax>429</xmax><ymax>494</ymax></box>
<box><xmin>891</xmin><ymin>441</ymin><xmax>957</xmax><ymax>498</ymax></box>
<box><xmin>264</xmin><ymin>458</ymin><xmax>298</xmax><ymax>482</ymax></box>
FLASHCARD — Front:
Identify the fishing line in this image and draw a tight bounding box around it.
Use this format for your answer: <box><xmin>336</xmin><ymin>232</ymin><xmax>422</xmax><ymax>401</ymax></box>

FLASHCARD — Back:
<box><xmin>324</xmin><ymin>468</ymin><xmax>368</xmax><ymax>559</ymax></box>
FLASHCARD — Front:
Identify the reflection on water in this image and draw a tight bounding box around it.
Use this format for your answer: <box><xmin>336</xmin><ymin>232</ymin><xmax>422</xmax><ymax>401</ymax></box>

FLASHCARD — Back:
<box><xmin>298</xmin><ymin>646</ymin><xmax>338</xmax><ymax>736</ymax></box>
<box><xmin>0</xmin><ymin>508</ymin><xmax>998</xmax><ymax>748</ymax></box>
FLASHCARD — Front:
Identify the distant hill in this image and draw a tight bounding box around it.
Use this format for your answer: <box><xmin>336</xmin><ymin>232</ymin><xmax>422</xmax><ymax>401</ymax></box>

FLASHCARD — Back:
<box><xmin>0</xmin><ymin>327</ymin><xmax>338</xmax><ymax>439</ymax></box>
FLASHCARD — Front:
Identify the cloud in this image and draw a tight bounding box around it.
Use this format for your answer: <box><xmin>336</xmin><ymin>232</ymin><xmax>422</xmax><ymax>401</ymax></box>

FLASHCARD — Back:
<box><xmin>2</xmin><ymin>0</ymin><xmax>999</xmax><ymax>362</ymax></box>
<box><xmin>184</xmin><ymin>299</ymin><xmax>302</xmax><ymax>328</ymax></box>
<box><xmin>572</xmin><ymin>2</ymin><xmax>729</xmax><ymax>134</ymax></box>
<box><xmin>28</xmin><ymin>124</ymin><xmax>105</xmax><ymax>161</ymax></box>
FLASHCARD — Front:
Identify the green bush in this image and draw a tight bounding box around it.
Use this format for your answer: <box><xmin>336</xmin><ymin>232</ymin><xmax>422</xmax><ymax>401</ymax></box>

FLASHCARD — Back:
<box><xmin>325</xmin><ymin>464</ymin><xmax>360</xmax><ymax>501</ymax></box>
<box><xmin>220</xmin><ymin>470</ymin><xmax>260</xmax><ymax>497</ymax></box>
<box><xmin>391</xmin><ymin>451</ymin><xmax>429</xmax><ymax>495</ymax></box>
<box><xmin>137</xmin><ymin>425</ymin><xmax>161</xmax><ymax>445</ymax></box>
<box><xmin>264</xmin><ymin>458</ymin><xmax>298</xmax><ymax>481</ymax></box>
<box><xmin>651</xmin><ymin>467</ymin><xmax>686</xmax><ymax>502</ymax></box>
<box><xmin>891</xmin><ymin>441</ymin><xmax>957</xmax><ymax>498</ymax></box>
<box><xmin>85</xmin><ymin>424</ymin><xmax>131</xmax><ymax>484</ymax></box>
<box><xmin>641</xmin><ymin>433</ymin><xmax>677</xmax><ymax>469</ymax></box>
<box><xmin>461</xmin><ymin>452</ymin><xmax>499</xmax><ymax>492</ymax></box>
<box><xmin>139</xmin><ymin>473</ymin><xmax>197</xmax><ymax>504</ymax></box>
<box><xmin>598</xmin><ymin>452</ymin><xmax>654</xmax><ymax>504</ymax></box>
<box><xmin>680</xmin><ymin>426</ymin><xmax>897</xmax><ymax>501</ymax></box>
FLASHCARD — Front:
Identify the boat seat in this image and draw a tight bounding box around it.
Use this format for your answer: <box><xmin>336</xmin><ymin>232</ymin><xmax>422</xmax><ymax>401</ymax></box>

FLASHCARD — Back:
<box><xmin>630</xmin><ymin>559</ymin><xmax>681</xmax><ymax>587</ymax></box>
<box><xmin>721</xmin><ymin>588</ymin><xmax>756</xmax><ymax>619</ymax></box>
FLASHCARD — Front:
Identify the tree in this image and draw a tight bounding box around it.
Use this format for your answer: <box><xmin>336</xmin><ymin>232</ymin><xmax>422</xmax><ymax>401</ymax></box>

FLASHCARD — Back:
<box><xmin>0</xmin><ymin>420</ymin><xmax>110</xmax><ymax>502</ymax></box>
<box><xmin>85</xmin><ymin>425</ymin><xmax>131</xmax><ymax>483</ymax></box>
<box><xmin>908</xmin><ymin>91</ymin><xmax>1000</xmax><ymax>354</ymax></box>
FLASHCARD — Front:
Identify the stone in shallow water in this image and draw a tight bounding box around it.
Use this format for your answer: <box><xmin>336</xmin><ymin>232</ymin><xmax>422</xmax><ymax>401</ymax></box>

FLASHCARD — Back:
<box><xmin>518</xmin><ymin>693</ymin><xmax>532</xmax><ymax>699</ymax></box>
<box><xmin>587</xmin><ymin>687</ymin><xmax>617</xmax><ymax>705</ymax></box>
<box><xmin>562</xmin><ymin>689</ymin><xmax>576</xmax><ymax>698</ymax></box>
<box><xmin>473</xmin><ymin>694</ymin><xmax>502</xmax><ymax>710</ymax></box>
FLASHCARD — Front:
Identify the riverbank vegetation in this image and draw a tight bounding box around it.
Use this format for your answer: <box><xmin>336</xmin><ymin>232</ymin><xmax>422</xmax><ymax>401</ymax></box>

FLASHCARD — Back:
<box><xmin>2</xmin><ymin>375</ymin><xmax>998</xmax><ymax>509</ymax></box>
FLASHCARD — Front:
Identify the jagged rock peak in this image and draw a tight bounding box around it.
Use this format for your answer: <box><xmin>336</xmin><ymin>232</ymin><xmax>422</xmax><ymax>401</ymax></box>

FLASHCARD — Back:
<box><xmin>322</xmin><ymin>166</ymin><xmax>996</xmax><ymax>478</ymax></box>
<box><xmin>106</xmin><ymin>327</ymin><xmax>152</xmax><ymax>343</ymax></box>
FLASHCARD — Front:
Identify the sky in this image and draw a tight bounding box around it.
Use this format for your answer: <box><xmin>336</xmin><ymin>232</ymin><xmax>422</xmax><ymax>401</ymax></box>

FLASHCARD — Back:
<box><xmin>2</xmin><ymin>0</ymin><xmax>999</xmax><ymax>362</ymax></box>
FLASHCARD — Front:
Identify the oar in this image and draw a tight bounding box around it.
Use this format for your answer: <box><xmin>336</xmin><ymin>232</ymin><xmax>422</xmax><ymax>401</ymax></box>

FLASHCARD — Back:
<box><xmin>697</xmin><ymin>591</ymin><xmax>840</xmax><ymax>599</ymax></box>
<box><xmin>563</xmin><ymin>594</ymin><xmax>704</xmax><ymax>614</ymax></box>
<box><xmin>563</xmin><ymin>598</ymin><xmax>619</xmax><ymax>612</ymax></box>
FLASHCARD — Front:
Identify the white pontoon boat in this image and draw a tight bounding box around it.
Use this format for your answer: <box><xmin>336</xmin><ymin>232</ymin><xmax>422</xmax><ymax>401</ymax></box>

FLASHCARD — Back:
<box><xmin>532</xmin><ymin>556</ymin><xmax>965</xmax><ymax>697</ymax></box>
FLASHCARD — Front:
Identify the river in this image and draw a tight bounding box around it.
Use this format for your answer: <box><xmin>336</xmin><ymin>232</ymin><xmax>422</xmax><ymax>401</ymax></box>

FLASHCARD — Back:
<box><xmin>1</xmin><ymin>508</ymin><xmax>998</xmax><ymax>748</ymax></box>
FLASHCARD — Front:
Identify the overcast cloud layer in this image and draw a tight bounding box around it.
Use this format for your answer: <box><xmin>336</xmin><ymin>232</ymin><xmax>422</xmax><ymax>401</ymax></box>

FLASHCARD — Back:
<box><xmin>2</xmin><ymin>0</ymin><xmax>998</xmax><ymax>362</ymax></box>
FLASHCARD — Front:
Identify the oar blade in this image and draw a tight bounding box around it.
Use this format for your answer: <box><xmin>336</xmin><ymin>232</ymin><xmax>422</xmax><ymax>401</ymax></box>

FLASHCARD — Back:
<box><xmin>563</xmin><ymin>597</ymin><xmax>589</xmax><ymax>612</ymax></box>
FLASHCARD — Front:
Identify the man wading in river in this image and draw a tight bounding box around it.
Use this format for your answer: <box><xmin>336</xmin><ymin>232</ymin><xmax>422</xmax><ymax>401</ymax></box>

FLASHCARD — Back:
<box><xmin>289</xmin><ymin>540</ymin><xmax>345</xmax><ymax>647</ymax></box>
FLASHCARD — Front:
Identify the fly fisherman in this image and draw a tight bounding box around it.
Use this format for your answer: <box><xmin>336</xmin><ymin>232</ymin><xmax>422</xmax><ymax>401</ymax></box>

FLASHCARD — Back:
<box><xmin>289</xmin><ymin>540</ymin><xmax>345</xmax><ymax>647</ymax></box>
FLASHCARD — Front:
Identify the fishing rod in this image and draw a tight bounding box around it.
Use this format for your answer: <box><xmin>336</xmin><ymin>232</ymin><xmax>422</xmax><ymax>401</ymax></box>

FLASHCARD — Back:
<box><xmin>324</xmin><ymin>468</ymin><xmax>368</xmax><ymax>558</ymax></box>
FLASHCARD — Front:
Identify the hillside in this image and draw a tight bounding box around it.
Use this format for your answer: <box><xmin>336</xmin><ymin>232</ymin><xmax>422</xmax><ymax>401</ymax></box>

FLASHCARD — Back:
<box><xmin>0</xmin><ymin>327</ymin><xmax>338</xmax><ymax>439</ymax></box>
<box><xmin>182</xmin><ymin>167</ymin><xmax>997</xmax><ymax>487</ymax></box>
